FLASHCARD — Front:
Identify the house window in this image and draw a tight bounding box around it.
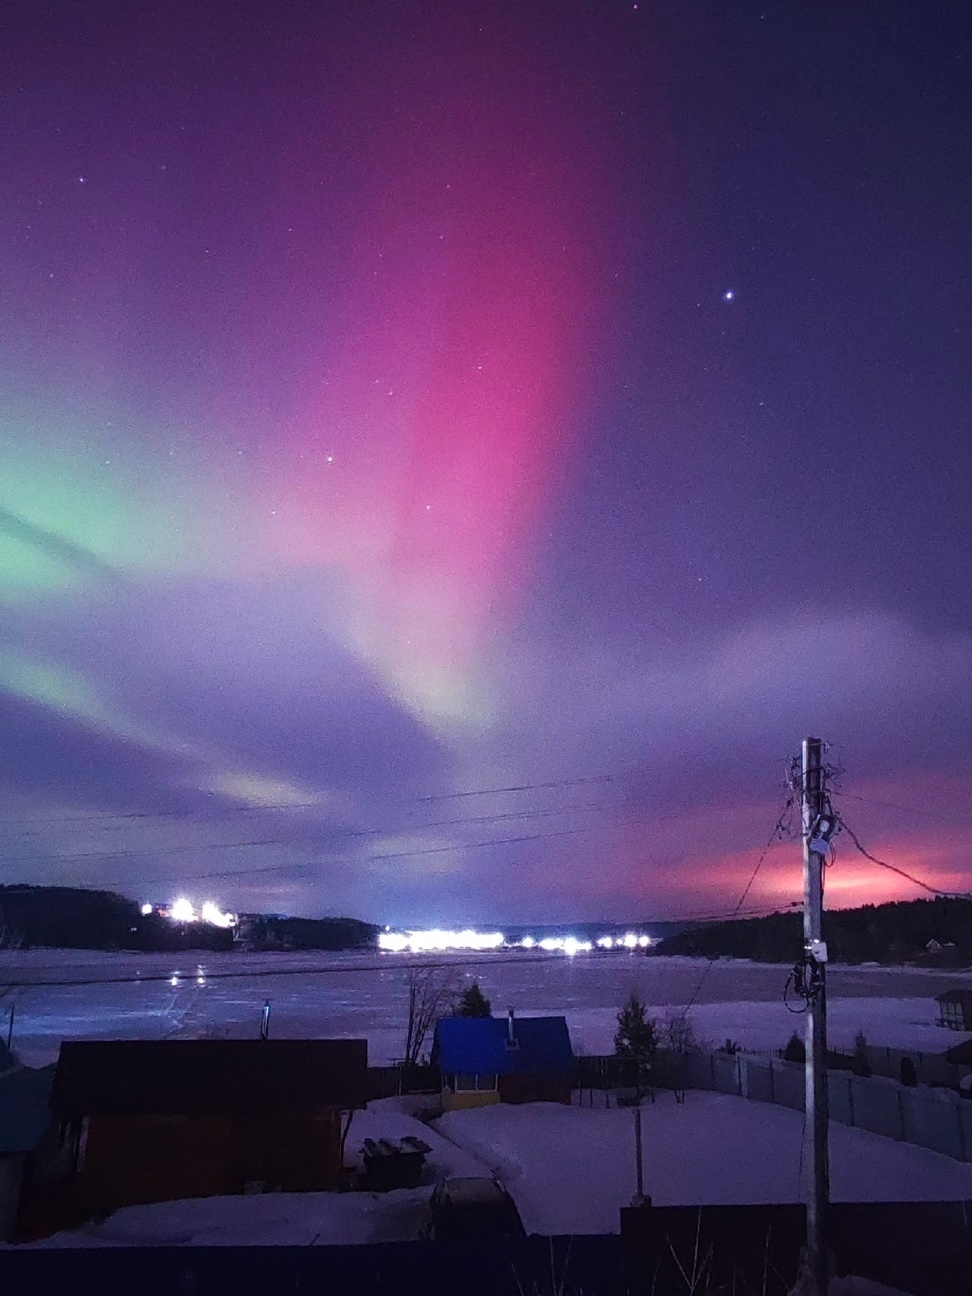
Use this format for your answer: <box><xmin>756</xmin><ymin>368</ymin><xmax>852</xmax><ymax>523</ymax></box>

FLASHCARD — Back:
<box><xmin>452</xmin><ymin>1074</ymin><xmax>498</xmax><ymax>1092</ymax></box>
<box><xmin>942</xmin><ymin>1002</ymin><xmax>964</xmax><ymax>1029</ymax></box>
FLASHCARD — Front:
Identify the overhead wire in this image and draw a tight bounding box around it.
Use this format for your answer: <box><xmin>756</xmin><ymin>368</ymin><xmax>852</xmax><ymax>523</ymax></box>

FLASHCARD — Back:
<box><xmin>676</xmin><ymin>790</ymin><xmax>797</xmax><ymax>1021</ymax></box>
<box><xmin>835</xmin><ymin>816</ymin><xmax>972</xmax><ymax>900</ymax></box>
<box><xmin>0</xmin><ymin>800</ymin><xmax>616</xmax><ymax>867</ymax></box>
<box><xmin>0</xmin><ymin>770</ymin><xmax>627</xmax><ymax>830</ymax></box>
<box><xmin>830</xmin><ymin>788</ymin><xmax>972</xmax><ymax>830</ymax></box>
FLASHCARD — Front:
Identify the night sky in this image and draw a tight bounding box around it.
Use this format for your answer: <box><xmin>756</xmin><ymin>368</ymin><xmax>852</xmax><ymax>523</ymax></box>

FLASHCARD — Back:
<box><xmin>1</xmin><ymin>1</ymin><xmax>970</xmax><ymax>924</ymax></box>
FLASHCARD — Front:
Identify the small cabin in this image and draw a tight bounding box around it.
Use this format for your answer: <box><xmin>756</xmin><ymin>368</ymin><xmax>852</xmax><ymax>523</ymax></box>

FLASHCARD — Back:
<box><xmin>435</xmin><ymin>1011</ymin><xmax>574</xmax><ymax>1111</ymax></box>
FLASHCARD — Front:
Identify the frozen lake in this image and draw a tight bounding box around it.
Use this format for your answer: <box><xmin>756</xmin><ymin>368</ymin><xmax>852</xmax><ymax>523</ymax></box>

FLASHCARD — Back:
<box><xmin>2</xmin><ymin>948</ymin><xmax>969</xmax><ymax>1067</ymax></box>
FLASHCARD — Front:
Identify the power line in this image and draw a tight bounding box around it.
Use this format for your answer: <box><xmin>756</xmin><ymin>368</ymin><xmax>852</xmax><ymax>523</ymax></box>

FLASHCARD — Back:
<box><xmin>836</xmin><ymin>816</ymin><xmax>972</xmax><ymax>900</ymax></box>
<box><xmin>0</xmin><ymin>943</ymin><xmax>745</xmax><ymax>993</ymax></box>
<box><xmin>831</xmin><ymin>788</ymin><xmax>972</xmax><ymax>830</ymax></box>
<box><xmin>677</xmin><ymin>794</ymin><xmax>797</xmax><ymax>1019</ymax></box>
<box><xmin>0</xmin><ymin>771</ymin><xmax>623</xmax><ymax>830</ymax></box>
<box><xmin>0</xmin><ymin>801</ymin><xmax>616</xmax><ymax>871</ymax></box>
<box><xmin>192</xmin><ymin>826</ymin><xmax>595</xmax><ymax>882</ymax></box>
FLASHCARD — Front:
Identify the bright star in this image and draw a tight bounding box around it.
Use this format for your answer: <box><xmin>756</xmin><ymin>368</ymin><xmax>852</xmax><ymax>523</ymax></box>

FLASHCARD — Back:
<box><xmin>723</xmin><ymin>289</ymin><xmax>735</xmax><ymax>302</ymax></box>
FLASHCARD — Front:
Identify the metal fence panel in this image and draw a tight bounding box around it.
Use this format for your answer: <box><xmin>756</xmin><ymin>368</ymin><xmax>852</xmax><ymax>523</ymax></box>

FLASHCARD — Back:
<box><xmin>827</xmin><ymin>1072</ymin><xmax>854</xmax><ymax>1127</ymax></box>
<box><xmin>900</xmin><ymin>1085</ymin><xmax>962</xmax><ymax>1159</ymax></box>
<box><xmin>773</xmin><ymin>1060</ymin><xmax>805</xmax><ymax>1113</ymax></box>
<box><xmin>846</xmin><ymin>1075</ymin><xmax>904</xmax><ymax>1141</ymax></box>
<box><xmin>711</xmin><ymin>1053</ymin><xmax>739</xmax><ymax>1095</ymax></box>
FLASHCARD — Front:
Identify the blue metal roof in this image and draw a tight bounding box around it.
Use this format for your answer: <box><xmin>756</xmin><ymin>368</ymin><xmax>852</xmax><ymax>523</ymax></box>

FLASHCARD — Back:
<box><xmin>0</xmin><ymin>1065</ymin><xmax>55</xmax><ymax>1155</ymax></box>
<box><xmin>436</xmin><ymin>1016</ymin><xmax>573</xmax><ymax>1077</ymax></box>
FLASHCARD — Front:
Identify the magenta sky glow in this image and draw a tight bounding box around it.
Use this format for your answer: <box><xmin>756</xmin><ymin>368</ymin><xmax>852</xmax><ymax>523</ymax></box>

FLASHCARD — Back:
<box><xmin>1</xmin><ymin>2</ymin><xmax>970</xmax><ymax>923</ymax></box>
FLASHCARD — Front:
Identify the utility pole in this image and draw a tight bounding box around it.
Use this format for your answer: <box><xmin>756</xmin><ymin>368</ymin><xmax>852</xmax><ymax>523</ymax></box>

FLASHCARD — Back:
<box><xmin>634</xmin><ymin>1105</ymin><xmax>644</xmax><ymax>1202</ymax></box>
<box><xmin>802</xmin><ymin>736</ymin><xmax>831</xmax><ymax>1296</ymax></box>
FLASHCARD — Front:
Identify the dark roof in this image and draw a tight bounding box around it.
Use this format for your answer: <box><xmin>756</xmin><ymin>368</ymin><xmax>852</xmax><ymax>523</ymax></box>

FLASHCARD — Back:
<box><xmin>944</xmin><ymin>1038</ymin><xmax>972</xmax><ymax>1065</ymax></box>
<box><xmin>51</xmin><ymin>1038</ymin><xmax>368</xmax><ymax>1118</ymax></box>
<box><xmin>0</xmin><ymin>1065</ymin><xmax>55</xmax><ymax>1154</ymax></box>
<box><xmin>436</xmin><ymin>1016</ymin><xmax>573</xmax><ymax>1076</ymax></box>
<box><xmin>936</xmin><ymin>989</ymin><xmax>972</xmax><ymax>1007</ymax></box>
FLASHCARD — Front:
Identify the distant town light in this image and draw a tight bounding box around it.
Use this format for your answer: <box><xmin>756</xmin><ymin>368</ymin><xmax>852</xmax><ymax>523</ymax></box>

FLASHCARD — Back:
<box><xmin>563</xmin><ymin>936</ymin><xmax>592</xmax><ymax>956</ymax></box>
<box><xmin>200</xmin><ymin>901</ymin><xmax>236</xmax><ymax>929</ymax></box>
<box><xmin>638</xmin><ymin>935</ymin><xmax>651</xmax><ymax>948</ymax></box>
<box><xmin>521</xmin><ymin>936</ymin><xmax>536</xmax><ymax>949</ymax></box>
<box><xmin>378</xmin><ymin>932</ymin><xmax>409</xmax><ymax>952</ymax></box>
<box><xmin>170</xmin><ymin>898</ymin><xmax>196</xmax><ymax>923</ymax></box>
<box><xmin>140</xmin><ymin>903</ymin><xmax>154</xmax><ymax>916</ymax></box>
<box><xmin>596</xmin><ymin>936</ymin><xmax>614</xmax><ymax>949</ymax></box>
<box><xmin>378</xmin><ymin>928</ymin><xmax>504</xmax><ymax>954</ymax></box>
<box><xmin>622</xmin><ymin>933</ymin><xmax>638</xmax><ymax>949</ymax></box>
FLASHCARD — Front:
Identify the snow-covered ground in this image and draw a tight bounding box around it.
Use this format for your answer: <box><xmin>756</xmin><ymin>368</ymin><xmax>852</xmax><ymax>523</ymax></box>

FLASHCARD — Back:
<box><xmin>17</xmin><ymin>1090</ymin><xmax>972</xmax><ymax>1248</ymax></box>
<box><xmin>1</xmin><ymin>948</ymin><xmax>968</xmax><ymax>1067</ymax></box>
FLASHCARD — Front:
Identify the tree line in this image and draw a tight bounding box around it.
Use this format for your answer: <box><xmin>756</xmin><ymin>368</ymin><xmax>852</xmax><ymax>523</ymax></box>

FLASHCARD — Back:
<box><xmin>652</xmin><ymin>897</ymin><xmax>972</xmax><ymax>964</ymax></box>
<box><xmin>0</xmin><ymin>885</ymin><xmax>378</xmax><ymax>952</ymax></box>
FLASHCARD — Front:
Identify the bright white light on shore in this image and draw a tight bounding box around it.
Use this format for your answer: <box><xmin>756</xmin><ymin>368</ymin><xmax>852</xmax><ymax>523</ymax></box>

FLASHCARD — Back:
<box><xmin>596</xmin><ymin>936</ymin><xmax>614</xmax><ymax>949</ymax></box>
<box><xmin>539</xmin><ymin>937</ymin><xmax>562</xmax><ymax>951</ymax></box>
<box><xmin>170</xmin><ymin>898</ymin><xmax>196</xmax><ymax>923</ymax></box>
<box><xmin>622</xmin><ymin>933</ymin><xmax>638</xmax><ymax>949</ymax></box>
<box><xmin>379</xmin><ymin>932</ymin><xmax>409</xmax><ymax>952</ymax></box>
<box><xmin>378</xmin><ymin>928</ymin><xmax>504</xmax><ymax>953</ymax></box>
<box><xmin>140</xmin><ymin>903</ymin><xmax>153</xmax><ymax>916</ymax></box>
<box><xmin>638</xmin><ymin>935</ymin><xmax>651</xmax><ymax>948</ymax></box>
<box><xmin>200</xmin><ymin>901</ymin><xmax>235</xmax><ymax>928</ymax></box>
<box><xmin>521</xmin><ymin>936</ymin><xmax>536</xmax><ymax>949</ymax></box>
<box><xmin>563</xmin><ymin>936</ymin><xmax>592</xmax><ymax>956</ymax></box>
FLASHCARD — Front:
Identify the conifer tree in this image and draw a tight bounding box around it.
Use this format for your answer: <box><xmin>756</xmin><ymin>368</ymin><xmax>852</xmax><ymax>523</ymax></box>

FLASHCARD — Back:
<box><xmin>614</xmin><ymin>991</ymin><xmax>656</xmax><ymax>1092</ymax></box>
<box><xmin>455</xmin><ymin>981</ymin><xmax>492</xmax><ymax>1017</ymax></box>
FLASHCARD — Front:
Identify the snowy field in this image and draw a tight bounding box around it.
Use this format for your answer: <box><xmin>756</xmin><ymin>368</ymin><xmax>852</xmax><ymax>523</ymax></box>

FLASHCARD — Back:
<box><xmin>18</xmin><ymin>1090</ymin><xmax>972</xmax><ymax>1248</ymax></box>
<box><xmin>1</xmin><ymin>948</ymin><xmax>968</xmax><ymax>1067</ymax></box>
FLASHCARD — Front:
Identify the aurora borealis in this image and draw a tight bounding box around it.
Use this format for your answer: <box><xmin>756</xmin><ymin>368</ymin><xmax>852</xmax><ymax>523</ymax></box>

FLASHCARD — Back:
<box><xmin>1</xmin><ymin>2</ymin><xmax>971</xmax><ymax>923</ymax></box>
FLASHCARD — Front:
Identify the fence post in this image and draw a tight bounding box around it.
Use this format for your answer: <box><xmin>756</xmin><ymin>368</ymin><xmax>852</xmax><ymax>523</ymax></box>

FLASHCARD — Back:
<box><xmin>956</xmin><ymin>1101</ymin><xmax>967</xmax><ymax>1162</ymax></box>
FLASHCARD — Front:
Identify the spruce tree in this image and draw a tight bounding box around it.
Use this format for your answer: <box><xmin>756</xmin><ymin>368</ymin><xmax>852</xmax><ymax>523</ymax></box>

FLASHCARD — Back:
<box><xmin>614</xmin><ymin>991</ymin><xmax>656</xmax><ymax>1092</ymax></box>
<box><xmin>455</xmin><ymin>981</ymin><xmax>492</xmax><ymax>1017</ymax></box>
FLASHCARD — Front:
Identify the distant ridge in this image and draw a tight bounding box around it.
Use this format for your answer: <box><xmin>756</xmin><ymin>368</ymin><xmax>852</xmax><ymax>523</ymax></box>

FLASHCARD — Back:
<box><xmin>651</xmin><ymin>896</ymin><xmax>972</xmax><ymax>965</ymax></box>
<box><xmin>0</xmin><ymin>884</ymin><xmax>378</xmax><ymax>953</ymax></box>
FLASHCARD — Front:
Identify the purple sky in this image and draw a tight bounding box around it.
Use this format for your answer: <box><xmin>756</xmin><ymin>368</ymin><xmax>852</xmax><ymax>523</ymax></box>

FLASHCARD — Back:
<box><xmin>1</xmin><ymin>1</ymin><xmax>970</xmax><ymax>924</ymax></box>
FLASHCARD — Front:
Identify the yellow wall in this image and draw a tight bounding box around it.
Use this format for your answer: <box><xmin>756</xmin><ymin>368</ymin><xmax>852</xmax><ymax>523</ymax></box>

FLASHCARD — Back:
<box><xmin>442</xmin><ymin>1089</ymin><xmax>501</xmax><ymax>1112</ymax></box>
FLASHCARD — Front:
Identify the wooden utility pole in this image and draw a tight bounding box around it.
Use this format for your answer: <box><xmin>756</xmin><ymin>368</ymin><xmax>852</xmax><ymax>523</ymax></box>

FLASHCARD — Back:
<box><xmin>634</xmin><ymin>1105</ymin><xmax>644</xmax><ymax>1201</ymax></box>
<box><xmin>802</xmin><ymin>736</ymin><xmax>830</xmax><ymax>1296</ymax></box>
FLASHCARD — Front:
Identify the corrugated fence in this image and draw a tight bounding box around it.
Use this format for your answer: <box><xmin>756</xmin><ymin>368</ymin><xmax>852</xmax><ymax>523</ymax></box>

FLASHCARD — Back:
<box><xmin>684</xmin><ymin>1051</ymin><xmax>972</xmax><ymax>1162</ymax></box>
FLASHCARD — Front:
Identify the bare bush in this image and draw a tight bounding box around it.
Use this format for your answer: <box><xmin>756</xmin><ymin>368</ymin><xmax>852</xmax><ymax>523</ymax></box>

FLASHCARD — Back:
<box><xmin>403</xmin><ymin>965</ymin><xmax>460</xmax><ymax>1065</ymax></box>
